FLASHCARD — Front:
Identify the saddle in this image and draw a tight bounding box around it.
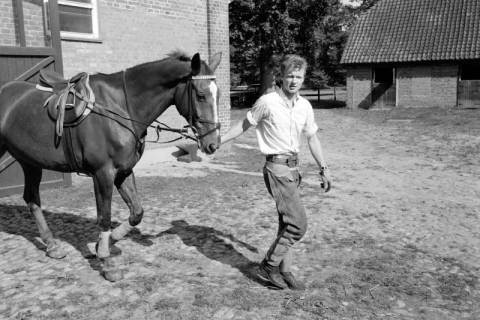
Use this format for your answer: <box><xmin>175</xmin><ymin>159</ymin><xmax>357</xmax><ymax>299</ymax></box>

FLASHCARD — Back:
<box><xmin>37</xmin><ymin>69</ymin><xmax>95</xmax><ymax>144</ymax></box>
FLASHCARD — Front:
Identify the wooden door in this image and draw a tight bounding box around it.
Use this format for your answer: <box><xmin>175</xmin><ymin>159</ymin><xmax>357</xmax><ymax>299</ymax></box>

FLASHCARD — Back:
<box><xmin>458</xmin><ymin>80</ymin><xmax>480</xmax><ymax>109</ymax></box>
<box><xmin>0</xmin><ymin>0</ymin><xmax>71</xmax><ymax>197</ymax></box>
<box><xmin>372</xmin><ymin>66</ymin><xmax>396</xmax><ymax>108</ymax></box>
<box><xmin>458</xmin><ymin>63</ymin><xmax>480</xmax><ymax>109</ymax></box>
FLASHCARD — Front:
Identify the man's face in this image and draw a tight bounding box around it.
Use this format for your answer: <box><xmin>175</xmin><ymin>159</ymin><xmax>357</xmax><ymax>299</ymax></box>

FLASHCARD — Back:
<box><xmin>281</xmin><ymin>67</ymin><xmax>305</xmax><ymax>96</ymax></box>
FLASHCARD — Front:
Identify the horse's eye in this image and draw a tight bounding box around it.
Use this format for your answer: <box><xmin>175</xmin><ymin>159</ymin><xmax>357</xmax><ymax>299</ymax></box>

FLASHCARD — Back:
<box><xmin>197</xmin><ymin>92</ymin><xmax>206</xmax><ymax>101</ymax></box>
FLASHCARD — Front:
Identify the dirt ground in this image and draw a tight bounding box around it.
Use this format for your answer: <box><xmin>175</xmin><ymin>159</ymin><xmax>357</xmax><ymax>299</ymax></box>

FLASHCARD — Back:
<box><xmin>0</xmin><ymin>104</ymin><xmax>479</xmax><ymax>320</ymax></box>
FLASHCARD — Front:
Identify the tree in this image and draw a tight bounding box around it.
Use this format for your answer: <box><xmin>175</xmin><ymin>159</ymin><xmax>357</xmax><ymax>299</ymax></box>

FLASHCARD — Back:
<box><xmin>341</xmin><ymin>0</ymin><xmax>382</xmax><ymax>30</ymax></box>
<box><xmin>292</xmin><ymin>0</ymin><xmax>347</xmax><ymax>86</ymax></box>
<box><xmin>229</xmin><ymin>0</ymin><xmax>380</xmax><ymax>92</ymax></box>
<box><xmin>229</xmin><ymin>0</ymin><xmax>298</xmax><ymax>93</ymax></box>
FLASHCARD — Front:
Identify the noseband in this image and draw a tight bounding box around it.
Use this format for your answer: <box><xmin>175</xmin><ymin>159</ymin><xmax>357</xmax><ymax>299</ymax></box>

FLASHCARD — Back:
<box><xmin>185</xmin><ymin>75</ymin><xmax>221</xmax><ymax>141</ymax></box>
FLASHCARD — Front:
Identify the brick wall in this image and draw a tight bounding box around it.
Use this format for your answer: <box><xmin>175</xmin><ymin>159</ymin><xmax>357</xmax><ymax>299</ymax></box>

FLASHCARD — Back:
<box><xmin>347</xmin><ymin>64</ymin><xmax>459</xmax><ymax>109</ymax></box>
<box><xmin>346</xmin><ymin>66</ymin><xmax>372</xmax><ymax>109</ymax></box>
<box><xmin>431</xmin><ymin>65</ymin><xmax>458</xmax><ymax>108</ymax></box>
<box><xmin>207</xmin><ymin>0</ymin><xmax>231</xmax><ymax>133</ymax></box>
<box><xmin>397</xmin><ymin>64</ymin><xmax>458</xmax><ymax>108</ymax></box>
<box><xmin>0</xmin><ymin>0</ymin><xmax>16</xmax><ymax>46</ymax></box>
<box><xmin>61</xmin><ymin>0</ymin><xmax>231</xmax><ymax>136</ymax></box>
<box><xmin>23</xmin><ymin>0</ymin><xmax>46</xmax><ymax>47</ymax></box>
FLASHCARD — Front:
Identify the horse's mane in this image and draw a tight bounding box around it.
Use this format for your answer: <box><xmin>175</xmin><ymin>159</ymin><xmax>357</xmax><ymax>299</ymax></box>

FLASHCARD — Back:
<box><xmin>166</xmin><ymin>50</ymin><xmax>191</xmax><ymax>62</ymax></box>
<box><xmin>129</xmin><ymin>50</ymin><xmax>191</xmax><ymax>70</ymax></box>
<box><xmin>92</xmin><ymin>50</ymin><xmax>193</xmax><ymax>78</ymax></box>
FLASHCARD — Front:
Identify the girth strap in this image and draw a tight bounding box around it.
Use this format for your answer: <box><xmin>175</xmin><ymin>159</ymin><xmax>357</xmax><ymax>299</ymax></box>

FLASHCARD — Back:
<box><xmin>62</xmin><ymin>126</ymin><xmax>82</xmax><ymax>173</ymax></box>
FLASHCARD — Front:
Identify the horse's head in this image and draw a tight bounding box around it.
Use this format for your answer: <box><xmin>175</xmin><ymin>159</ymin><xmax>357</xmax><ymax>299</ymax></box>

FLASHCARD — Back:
<box><xmin>174</xmin><ymin>52</ymin><xmax>222</xmax><ymax>155</ymax></box>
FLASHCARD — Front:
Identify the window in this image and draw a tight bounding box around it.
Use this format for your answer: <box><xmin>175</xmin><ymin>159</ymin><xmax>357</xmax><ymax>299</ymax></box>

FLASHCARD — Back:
<box><xmin>44</xmin><ymin>0</ymin><xmax>100</xmax><ymax>41</ymax></box>
<box><xmin>461</xmin><ymin>64</ymin><xmax>480</xmax><ymax>80</ymax></box>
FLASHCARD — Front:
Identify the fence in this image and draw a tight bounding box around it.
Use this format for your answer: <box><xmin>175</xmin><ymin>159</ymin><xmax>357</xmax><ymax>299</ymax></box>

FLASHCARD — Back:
<box><xmin>230</xmin><ymin>85</ymin><xmax>345</xmax><ymax>108</ymax></box>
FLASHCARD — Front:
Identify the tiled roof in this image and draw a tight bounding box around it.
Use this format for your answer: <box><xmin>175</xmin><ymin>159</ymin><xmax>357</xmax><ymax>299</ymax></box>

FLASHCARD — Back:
<box><xmin>341</xmin><ymin>0</ymin><xmax>480</xmax><ymax>64</ymax></box>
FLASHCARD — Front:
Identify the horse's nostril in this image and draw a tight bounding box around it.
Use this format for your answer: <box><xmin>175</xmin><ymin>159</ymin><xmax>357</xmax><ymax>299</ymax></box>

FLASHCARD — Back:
<box><xmin>208</xmin><ymin>143</ymin><xmax>217</xmax><ymax>153</ymax></box>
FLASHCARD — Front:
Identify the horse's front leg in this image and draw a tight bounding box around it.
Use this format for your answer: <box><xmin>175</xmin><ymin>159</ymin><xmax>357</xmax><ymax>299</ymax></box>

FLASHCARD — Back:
<box><xmin>22</xmin><ymin>164</ymin><xmax>66</xmax><ymax>259</ymax></box>
<box><xmin>92</xmin><ymin>167</ymin><xmax>115</xmax><ymax>259</ymax></box>
<box><xmin>93</xmin><ymin>167</ymin><xmax>126</xmax><ymax>281</ymax></box>
<box><xmin>111</xmin><ymin>170</ymin><xmax>144</xmax><ymax>241</ymax></box>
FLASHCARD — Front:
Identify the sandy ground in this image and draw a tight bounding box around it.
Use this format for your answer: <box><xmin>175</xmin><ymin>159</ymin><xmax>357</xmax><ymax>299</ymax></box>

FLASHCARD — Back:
<box><xmin>0</xmin><ymin>106</ymin><xmax>479</xmax><ymax>319</ymax></box>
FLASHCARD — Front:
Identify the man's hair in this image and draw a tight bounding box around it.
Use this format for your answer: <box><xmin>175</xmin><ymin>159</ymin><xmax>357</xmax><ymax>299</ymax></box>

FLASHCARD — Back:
<box><xmin>280</xmin><ymin>54</ymin><xmax>307</xmax><ymax>75</ymax></box>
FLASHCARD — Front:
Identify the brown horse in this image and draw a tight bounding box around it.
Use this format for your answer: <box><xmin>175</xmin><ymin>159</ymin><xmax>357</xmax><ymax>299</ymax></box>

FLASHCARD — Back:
<box><xmin>0</xmin><ymin>52</ymin><xmax>222</xmax><ymax>280</ymax></box>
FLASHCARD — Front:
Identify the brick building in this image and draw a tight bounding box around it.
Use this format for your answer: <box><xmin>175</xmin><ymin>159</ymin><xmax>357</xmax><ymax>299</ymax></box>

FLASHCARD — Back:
<box><xmin>0</xmin><ymin>0</ymin><xmax>231</xmax><ymax>132</ymax></box>
<box><xmin>341</xmin><ymin>0</ymin><xmax>480</xmax><ymax>109</ymax></box>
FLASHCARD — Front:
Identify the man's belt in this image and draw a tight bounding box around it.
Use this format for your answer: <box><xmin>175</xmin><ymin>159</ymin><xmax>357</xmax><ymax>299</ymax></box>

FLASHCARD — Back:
<box><xmin>266</xmin><ymin>154</ymin><xmax>299</xmax><ymax>167</ymax></box>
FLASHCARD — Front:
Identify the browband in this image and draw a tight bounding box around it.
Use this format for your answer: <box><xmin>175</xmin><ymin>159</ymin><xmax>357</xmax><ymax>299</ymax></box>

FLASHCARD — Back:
<box><xmin>191</xmin><ymin>75</ymin><xmax>216</xmax><ymax>80</ymax></box>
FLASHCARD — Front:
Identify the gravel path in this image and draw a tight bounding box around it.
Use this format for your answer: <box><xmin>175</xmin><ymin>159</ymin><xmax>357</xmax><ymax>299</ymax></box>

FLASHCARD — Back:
<box><xmin>0</xmin><ymin>107</ymin><xmax>479</xmax><ymax>320</ymax></box>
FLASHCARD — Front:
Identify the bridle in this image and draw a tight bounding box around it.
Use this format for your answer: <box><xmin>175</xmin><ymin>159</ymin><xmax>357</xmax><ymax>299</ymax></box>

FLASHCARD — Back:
<box><xmin>184</xmin><ymin>74</ymin><xmax>222</xmax><ymax>142</ymax></box>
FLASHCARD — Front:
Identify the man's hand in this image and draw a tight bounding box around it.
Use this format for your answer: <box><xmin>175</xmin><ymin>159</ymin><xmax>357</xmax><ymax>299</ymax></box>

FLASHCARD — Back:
<box><xmin>319</xmin><ymin>168</ymin><xmax>332</xmax><ymax>193</ymax></box>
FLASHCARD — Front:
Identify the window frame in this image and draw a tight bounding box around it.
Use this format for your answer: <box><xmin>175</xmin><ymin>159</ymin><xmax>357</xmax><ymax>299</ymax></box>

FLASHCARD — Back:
<box><xmin>44</xmin><ymin>0</ymin><xmax>100</xmax><ymax>42</ymax></box>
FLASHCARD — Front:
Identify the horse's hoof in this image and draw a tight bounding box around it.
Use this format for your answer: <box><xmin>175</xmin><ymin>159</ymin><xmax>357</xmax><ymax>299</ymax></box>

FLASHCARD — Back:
<box><xmin>101</xmin><ymin>257</ymin><xmax>124</xmax><ymax>282</ymax></box>
<box><xmin>46</xmin><ymin>245</ymin><xmax>67</xmax><ymax>259</ymax></box>
<box><xmin>103</xmin><ymin>269</ymin><xmax>124</xmax><ymax>282</ymax></box>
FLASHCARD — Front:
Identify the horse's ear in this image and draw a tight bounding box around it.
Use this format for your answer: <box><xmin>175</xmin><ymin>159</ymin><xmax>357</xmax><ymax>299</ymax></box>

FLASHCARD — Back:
<box><xmin>209</xmin><ymin>52</ymin><xmax>222</xmax><ymax>72</ymax></box>
<box><xmin>191</xmin><ymin>53</ymin><xmax>201</xmax><ymax>76</ymax></box>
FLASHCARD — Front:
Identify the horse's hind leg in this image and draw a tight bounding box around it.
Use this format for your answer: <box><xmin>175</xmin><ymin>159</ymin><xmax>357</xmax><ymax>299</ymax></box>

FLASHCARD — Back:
<box><xmin>21</xmin><ymin>164</ymin><xmax>66</xmax><ymax>259</ymax></box>
<box><xmin>111</xmin><ymin>171</ymin><xmax>144</xmax><ymax>241</ymax></box>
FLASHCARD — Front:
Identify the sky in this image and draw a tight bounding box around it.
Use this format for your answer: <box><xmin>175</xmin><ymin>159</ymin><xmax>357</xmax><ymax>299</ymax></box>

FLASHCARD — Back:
<box><xmin>340</xmin><ymin>0</ymin><xmax>361</xmax><ymax>7</ymax></box>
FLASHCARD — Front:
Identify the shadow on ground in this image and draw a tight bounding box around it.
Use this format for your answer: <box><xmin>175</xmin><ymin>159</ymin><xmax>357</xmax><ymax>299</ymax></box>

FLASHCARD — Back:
<box><xmin>0</xmin><ymin>204</ymin><xmax>272</xmax><ymax>287</ymax></box>
<box><xmin>0</xmin><ymin>204</ymin><xmax>128</xmax><ymax>274</ymax></box>
<box><xmin>150</xmin><ymin>219</ymin><xmax>273</xmax><ymax>288</ymax></box>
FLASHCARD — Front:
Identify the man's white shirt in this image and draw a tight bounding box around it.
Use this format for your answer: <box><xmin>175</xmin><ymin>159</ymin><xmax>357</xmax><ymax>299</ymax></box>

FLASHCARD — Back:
<box><xmin>246</xmin><ymin>89</ymin><xmax>318</xmax><ymax>155</ymax></box>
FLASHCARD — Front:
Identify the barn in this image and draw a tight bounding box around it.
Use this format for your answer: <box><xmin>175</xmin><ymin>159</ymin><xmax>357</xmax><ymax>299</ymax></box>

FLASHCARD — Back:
<box><xmin>341</xmin><ymin>0</ymin><xmax>480</xmax><ymax>109</ymax></box>
<box><xmin>0</xmin><ymin>0</ymin><xmax>231</xmax><ymax>196</ymax></box>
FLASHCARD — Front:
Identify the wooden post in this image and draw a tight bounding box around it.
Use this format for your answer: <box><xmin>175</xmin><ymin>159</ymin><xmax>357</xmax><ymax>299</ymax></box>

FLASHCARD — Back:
<box><xmin>47</xmin><ymin>0</ymin><xmax>64</xmax><ymax>75</ymax></box>
<box><xmin>14</xmin><ymin>0</ymin><xmax>26</xmax><ymax>47</ymax></box>
<box><xmin>317</xmin><ymin>88</ymin><xmax>320</xmax><ymax>102</ymax></box>
<box><xmin>333</xmin><ymin>86</ymin><xmax>337</xmax><ymax>101</ymax></box>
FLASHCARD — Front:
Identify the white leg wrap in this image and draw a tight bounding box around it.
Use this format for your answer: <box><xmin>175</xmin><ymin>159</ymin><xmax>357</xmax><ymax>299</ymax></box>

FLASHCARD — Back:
<box><xmin>97</xmin><ymin>231</ymin><xmax>111</xmax><ymax>259</ymax></box>
<box><xmin>111</xmin><ymin>221</ymin><xmax>134</xmax><ymax>241</ymax></box>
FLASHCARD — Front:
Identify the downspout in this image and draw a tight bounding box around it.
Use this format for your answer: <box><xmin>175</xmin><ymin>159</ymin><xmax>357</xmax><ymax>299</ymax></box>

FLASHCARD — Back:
<box><xmin>206</xmin><ymin>0</ymin><xmax>212</xmax><ymax>58</ymax></box>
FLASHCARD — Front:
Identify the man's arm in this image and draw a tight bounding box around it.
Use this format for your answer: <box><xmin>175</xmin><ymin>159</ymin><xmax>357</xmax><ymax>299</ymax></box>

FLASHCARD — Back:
<box><xmin>307</xmin><ymin>132</ymin><xmax>332</xmax><ymax>192</ymax></box>
<box><xmin>220</xmin><ymin>118</ymin><xmax>252</xmax><ymax>145</ymax></box>
<box><xmin>307</xmin><ymin>132</ymin><xmax>327</xmax><ymax>169</ymax></box>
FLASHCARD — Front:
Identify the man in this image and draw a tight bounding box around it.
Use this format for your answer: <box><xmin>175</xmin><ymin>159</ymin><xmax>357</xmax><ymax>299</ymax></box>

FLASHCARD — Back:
<box><xmin>221</xmin><ymin>54</ymin><xmax>331</xmax><ymax>290</ymax></box>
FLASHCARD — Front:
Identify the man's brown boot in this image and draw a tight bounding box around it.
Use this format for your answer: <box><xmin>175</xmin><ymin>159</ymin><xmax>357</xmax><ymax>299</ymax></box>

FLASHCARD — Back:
<box><xmin>280</xmin><ymin>271</ymin><xmax>306</xmax><ymax>291</ymax></box>
<box><xmin>258</xmin><ymin>261</ymin><xmax>288</xmax><ymax>289</ymax></box>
